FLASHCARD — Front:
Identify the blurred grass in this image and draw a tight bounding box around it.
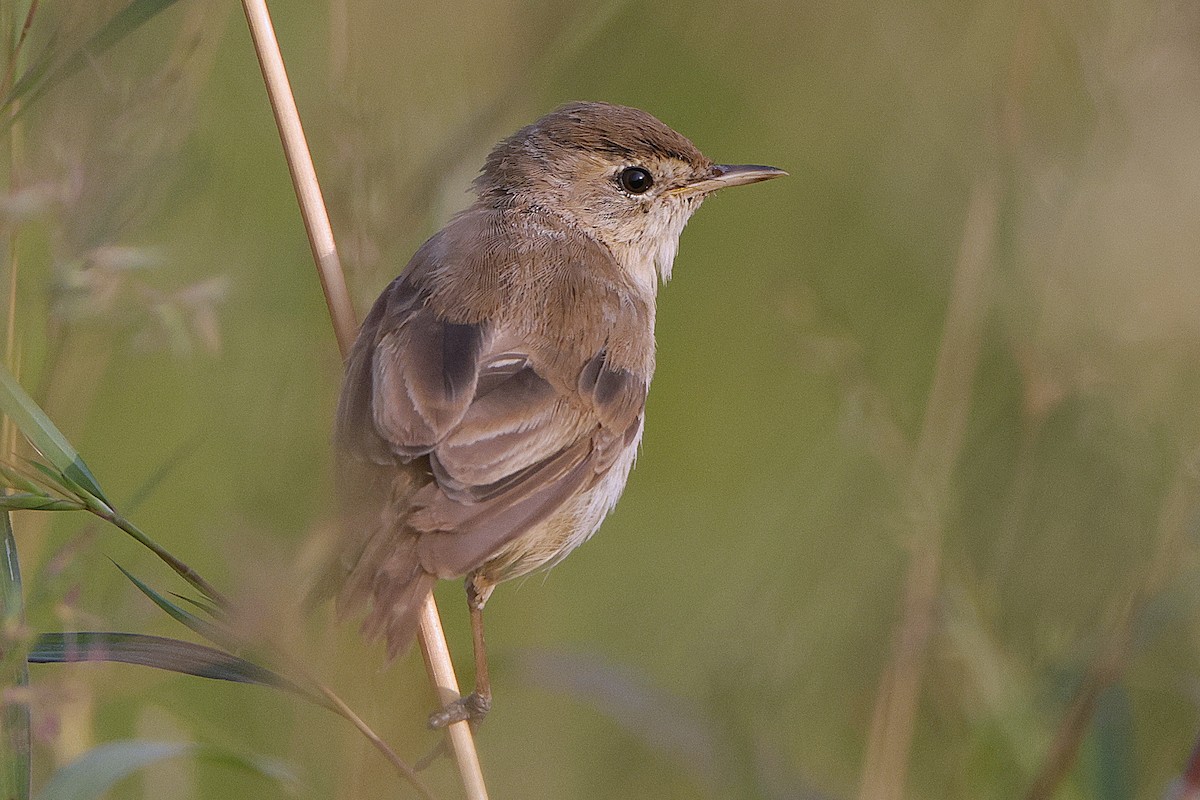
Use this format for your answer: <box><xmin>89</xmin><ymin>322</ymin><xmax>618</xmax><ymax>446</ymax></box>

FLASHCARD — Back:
<box><xmin>4</xmin><ymin>0</ymin><xmax>1200</xmax><ymax>798</ymax></box>
<box><xmin>2</xmin><ymin>510</ymin><xmax>31</xmax><ymax>800</ymax></box>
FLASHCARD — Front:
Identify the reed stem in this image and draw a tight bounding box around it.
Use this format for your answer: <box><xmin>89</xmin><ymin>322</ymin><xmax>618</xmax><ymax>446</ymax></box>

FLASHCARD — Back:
<box><xmin>237</xmin><ymin>2</ymin><xmax>488</xmax><ymax>797</ymax></box>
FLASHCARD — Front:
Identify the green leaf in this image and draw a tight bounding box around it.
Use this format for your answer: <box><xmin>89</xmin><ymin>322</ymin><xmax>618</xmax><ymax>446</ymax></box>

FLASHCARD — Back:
<box><xmin>2</xmin><ymin>0</ymin><xmax>188</xmax><ymax>122</ymax></box>
<box><xmin>0</xmin><ymin>511</ymin><xmax>22</xmax><ymax>626</ymax></box>
<box><xmin>0</xmin><ymin>363</ymin><xmax>108</xmax><ymax>505</ymax></box>
<box><xmin>37</xmin><ymin>741</ymin><xmax>187</xmax><ymax>800</ymax></box>
<box><xmin>0</xmin><ymin>510</ymin><xmax>31</xmax><ymax>800</ymax></box>
<box><xmin>24</xmin><ymin>459</ymin><xmax>106</xmax><ymax>512</ymax></box>
<box><xmin>99</xmin><ymin>514</ymin><xmax>227</xmax><ymax>610</ymax></box>
<box><xmin>27</xmin><ymin>632</ymin><xmax>312</xmax><ymax>698</ymax></box>
<box><xmin>24</xmin><ymin>460</ymin><xmax>71</xmax><ymax>494</ymax></box>
<box><xmin>1091</xmin><ymin>685</ymin><xmax>1135</xmax><ymax>800</ymax></box>
<box><xmin>111</xmin><ymin>562</ymin><xmax>230</xmax><ymax>649</ymax></box>
<box><xmin>169</xmin><ymin>592</ymin><xmax>222</xmax><ymax>619</ymax></box>
<box><xmin>33</xmin><ymin>739</ymin><xmax>299</xmax><ymax>800</ymax></box>
<box><xmin>0</xmin><ymin>493</ymin><xmax>83</xmax><ymax>511</ymax></box>
<box><xmin>7</xmin><ymin>2</ymin><xmax>37</xmax><ymax>55</ymax></box>
<box><xmin>123</xmin><ymin>435</ymin><xmax>201</xmax><ymax>512</ymax></box>
<box><xmin>0</xmin><ymin>463</ymin><xmax>47</xmax><ymax>495</ymax></box>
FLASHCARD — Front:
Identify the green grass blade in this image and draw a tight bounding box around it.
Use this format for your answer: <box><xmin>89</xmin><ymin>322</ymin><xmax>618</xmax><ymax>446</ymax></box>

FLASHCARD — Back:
<box><xmin>2</xmin><ymin>0</ymin><xmax>187</xmax><ymax>121</ymax></box>
<box><xmin>27</xmin><ymin>632</ymin><xmax>312</xmax><ymax>698</ymax></box>
<box><xmin>32</xmin><ymin>739</ymin><xmax>299</xmax><ymax>800</ymax></box>
<box><xmin>0</xmin><ymin>510</ymin><xmax>31</xmax><ymax>800</ymax></box>
<box><xmin>0</xmin><ymin>512</ymin><xmax>22</xmax><ymax>629</ymax></box>
<box><xmin>25</xmin><ymin>460</ymin><xmax>62</xmax><ymax>483</ymax></box>
<box><xmin>111</xmin><ymin>562</ymin><xmax>230</xmax><ymax>649</ymax></box>
<box><xmin>78</xmin><ymin>0</ymin><xmax>186</xmax><ymax>58</ymax></box>
<box><xmin>122</xmin><ymin>435</ymin><xmax>201</xmax><ymax>512</ymax></box>
<box><xmin>0</xmin><ymin>493</ymin><xmax>83</xmax><ymax>511</ymax></box>
<box><xmin>35</xmin><ymin>740</ymin><xmax>189</xmax><ymax>800</ymax></box>
<box><xmin>0</xmin><ymin>363</ymin><xmax>108</xmax><ymax>505</ymax></box>
<box><xmin>168</xmin><ymin>592</ymin><xmax>222</xmax><ymax>619</ymax></box>
<box><xmin>0</xmin><ymin>463</ymin><xmax>47</xmax><ymax>495</ymax></box>
<box><xmin>1091</xmin><ymin>685</ymin><xmax>1135</xmax><ymax>800</ymax></box>
<box><xmin>6</xmin><ymin>1</ymin><xmax>36</xmax><ymax>54</ymax></box>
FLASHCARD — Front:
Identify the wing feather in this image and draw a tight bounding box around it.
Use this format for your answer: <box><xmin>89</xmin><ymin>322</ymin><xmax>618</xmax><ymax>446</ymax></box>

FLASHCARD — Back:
<box><xmin>331</xmin><ymin>207</ymin><xmax>652</xmax><ymax>654</ymax></box>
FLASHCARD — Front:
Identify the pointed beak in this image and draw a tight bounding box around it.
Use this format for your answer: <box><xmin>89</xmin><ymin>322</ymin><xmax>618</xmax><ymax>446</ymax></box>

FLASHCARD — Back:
<box><xmin>669</xmin><ymin>163</ymin><xmax>788</xmax><ymax>196</ymax></box>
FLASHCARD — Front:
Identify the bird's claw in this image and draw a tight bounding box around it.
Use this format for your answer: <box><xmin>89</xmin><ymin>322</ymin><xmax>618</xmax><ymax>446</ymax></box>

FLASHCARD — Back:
<box><xmin>428</xmin><ymin>691</ymin><xmax>491</xmax><ymax>729</ymax></box>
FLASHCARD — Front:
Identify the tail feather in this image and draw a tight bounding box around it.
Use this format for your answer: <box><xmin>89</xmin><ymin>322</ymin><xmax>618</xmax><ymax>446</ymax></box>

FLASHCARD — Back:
<box><xmin>331</xmin><ymin>515</ymin><xmax>435</xmax><ymax>658</ymax></box>
<box><xmin>376</xmin><ymin>571</ymin><xmax>436</xmax><ymax>659</ymax></box>
<box><xmin>327</xmin><ymin>461</ymin><xmax>436</xmax><ymax>658</ymax></box>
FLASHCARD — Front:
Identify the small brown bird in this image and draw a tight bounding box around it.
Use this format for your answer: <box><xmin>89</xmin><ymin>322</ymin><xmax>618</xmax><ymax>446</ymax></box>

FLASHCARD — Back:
<box><xmin>332</xmin><ymin>101</ymin><xmax>784</xmax><ymax>726</ymax></box>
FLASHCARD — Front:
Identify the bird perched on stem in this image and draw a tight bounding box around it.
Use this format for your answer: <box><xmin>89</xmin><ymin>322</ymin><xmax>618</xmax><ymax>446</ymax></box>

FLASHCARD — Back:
<box><xmin>332</xmin><ymin>101</ymin><xmax>784</xmax><ymax>727</ymax></box>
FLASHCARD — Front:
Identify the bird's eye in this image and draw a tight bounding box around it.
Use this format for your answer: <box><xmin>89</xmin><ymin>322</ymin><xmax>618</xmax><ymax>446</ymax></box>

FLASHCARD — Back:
<box><xmin>618</xmin><ymin>166</ymin><xmax>654</xmax><ymax>194</ymax></box>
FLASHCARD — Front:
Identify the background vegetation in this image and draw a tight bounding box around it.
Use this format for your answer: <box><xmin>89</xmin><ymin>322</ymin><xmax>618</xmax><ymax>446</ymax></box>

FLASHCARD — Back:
<box><xmin>4</xmin><ymin>1</ymin><xmax>1200</xmax><ymax>798</ymax></box>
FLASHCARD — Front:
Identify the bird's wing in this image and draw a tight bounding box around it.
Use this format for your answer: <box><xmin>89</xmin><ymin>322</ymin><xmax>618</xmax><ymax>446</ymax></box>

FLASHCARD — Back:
<box><xmin>335</xmin><ymin>266</ymin><xmax>646</xmax><ymax>580</ymax></box>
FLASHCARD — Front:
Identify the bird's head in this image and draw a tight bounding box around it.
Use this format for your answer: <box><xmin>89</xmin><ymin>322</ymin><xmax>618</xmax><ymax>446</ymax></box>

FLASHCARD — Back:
<box><xmin>473</xmin><ymin>101</ymin><xmax>785</xmax><ymax>287</ymax></box>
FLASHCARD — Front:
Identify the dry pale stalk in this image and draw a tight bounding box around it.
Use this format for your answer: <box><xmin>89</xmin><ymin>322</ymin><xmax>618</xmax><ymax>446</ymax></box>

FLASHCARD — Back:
<box><xmin>856</xmin><ymin>175</ymin><xmax>999</xmax><ymax>800</ymax></box>
<box><xmin>314</xmin><ymin>682</ymin><xmax>437</xmax><ymax>800</ymax></box>
<box><xmin>237</xmin><ymin>0</ymin><xmax>354</xmax><ymax>354</ymax></box>
<box><xmin>237</xmin><ymin>1</ymin><xmax>488</xmax><ymax>798</ymax></box>
<box><xmin>418</xmin><ymin>599</ymin><xmax>489</xmax><ymax>799</ymax></box>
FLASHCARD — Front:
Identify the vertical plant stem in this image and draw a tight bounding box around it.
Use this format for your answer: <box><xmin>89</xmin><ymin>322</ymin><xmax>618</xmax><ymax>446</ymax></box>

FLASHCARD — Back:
<box><xmin>856</xmin><ymin>174</ymin><xmax>999</xmax><ymax>800</ymax></box>
<box><xmin>0</xmin><ymin>511</ymin><xmax>30</xmax><ymax>800</ymax></box>
<box><xmin>0</xmin><ymin>1</ymin><xmax>38</xmax><ymax>96</ymax></box>
<box><xmin>0</xmin><ymin>264</ymin><xmax>28</xmax><ymax>800</ymax></box>
<box><xmin>1</xmin><ymin>6</ymin><xmax>31</xmax><ymax>796</ymax></box>
<box><xmin>238</xmin><ymin>0</ymin><xmax>354</xmax><ymax>354</ymax></box>
<box><xmin>237</xmin><ymin>2</ymin><xmax>488</xmax><ymax>797</ymax></box>
<box><xmin>418</xmin><ymin>598</ymin><xmax>488</xmax><ymax>799</ymax></box>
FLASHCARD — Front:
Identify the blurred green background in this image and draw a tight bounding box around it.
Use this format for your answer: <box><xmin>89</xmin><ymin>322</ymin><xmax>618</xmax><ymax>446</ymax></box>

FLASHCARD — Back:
<box><xmin>5</xmin><ymin>1</ymin><xmax>1200</xmax><ymax>798</ymax></box>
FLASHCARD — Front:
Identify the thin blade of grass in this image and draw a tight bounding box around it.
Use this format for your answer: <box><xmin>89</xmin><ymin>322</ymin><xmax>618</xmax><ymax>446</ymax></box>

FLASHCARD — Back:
<box><xmin>5</xmin><ymin>2</ymin><xmax>38</xmax><ymax>55</ymax></box>
<box><xmin>0</xmin><ymin>462</ymin><xmax>59</xmax><ymax>495</ymax></box>
<box><xmin>122</xmin><ymin>434</ymin><xmax>201</xmax><ymax>512</ymax></box>
<box><xmin>0</xmin><ymin>363</ymin><xmax>108</xmax><ymax>505</ymax></box>
<box><xmin>32</xmin><ymin>739</ymin><xmax>299</xmax><ymax>800</ymax></box>
<box><xmin>240</xmin><ymin>2</ymin><xmax>471</xmax><ymax>795</ymax></box>
<box><xmin>27</xmin><ymin>632</ymin><xmax>314</xmax><ymax>700</ymax></box>
<box><xmin>25</xmin><ymin>458</ymin><xmax>109</xmax><ymax>513</ymax></box>
<box><xmin>111</xmin><ymin>562</ymin><xmax>231</xmax><ymax>649</ymax></box>
<box><xmin>0</xmin><ymin>493</ymin><xmax>82</xmax><ymax>511</ymax></box>
<box><xmin>36</xmin><ymin>741</ymin><xmax>188</xmax><ymax>800</ymax></box>
<box><xmin>1</xmin><ymin>0</ymin><xmax>186</xmax><ymax>121</ymax></box>
<box><xmin>0</xmin><ymin>23</ymin><xmax>52</xmax><ymax>115</ymax></box>
<box><xmin>0</xmin><ymin>512</ymin><xmax>21</xmax><ymax>630</ymax></box>
<box><xmin>857</xmin><ymin>174</ymin><xmax>999</xmax><ymax>800</ymax></box>
<box><xmin>0</xmin><ymin>510</ymin><xmax>30</xmax><ymax>800</ymax></box>
<box><xmin>31</xmin><ymin>634</ymin><xmax>431</xmax><ymax>795</ymax></box>
<box><xmin>1092</xmin><ymin>686</ymin><xmax>1134</xmax><ymax>800</ymax></box>
<box><xmin>100</xmin><ymin>513</ymin><xmax>227</xmax><ymax>608</ymax></box>
<box><xmin>168</xmin><ymin>592</ymin><xmax>222</xmax><ymax>618</ymax></box>
<box><xmin>25</xmin><ymin>459</ymin><xmax>70</xmax><ymax>492</ymax></box>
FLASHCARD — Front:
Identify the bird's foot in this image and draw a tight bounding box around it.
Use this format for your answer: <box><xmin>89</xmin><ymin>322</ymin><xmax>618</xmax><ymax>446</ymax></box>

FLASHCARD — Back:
<box><xmin>428</xmin><ymin>691</ymin><xmax>491</xmax><ymax>729</ymax></box>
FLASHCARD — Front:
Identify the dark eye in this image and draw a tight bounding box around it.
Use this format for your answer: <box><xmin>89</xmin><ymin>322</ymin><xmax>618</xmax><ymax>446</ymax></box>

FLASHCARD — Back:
<box><xmin>618</xmin><ymin>166</ymin><xmax>653</xmax><ymax>194</ymax></box>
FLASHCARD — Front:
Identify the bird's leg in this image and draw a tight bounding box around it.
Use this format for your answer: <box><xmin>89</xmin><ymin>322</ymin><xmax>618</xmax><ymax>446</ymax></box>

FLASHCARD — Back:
<box><xmin>428</xmin><ymin>576</ymin><xmax>493</xmax><ymax>729</ymax></box>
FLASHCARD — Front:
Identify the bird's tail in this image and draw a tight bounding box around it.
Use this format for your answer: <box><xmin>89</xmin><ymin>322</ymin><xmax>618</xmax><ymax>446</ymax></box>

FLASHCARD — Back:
<box><xmin>337</xmin><ymin>531</ymin><xmax>436</xmax><ymax>659</ymax></box>
<box><xmin>319</xmin><ymin>460</ymin><xmax>436</xmax><ymax>658</ymax></box>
